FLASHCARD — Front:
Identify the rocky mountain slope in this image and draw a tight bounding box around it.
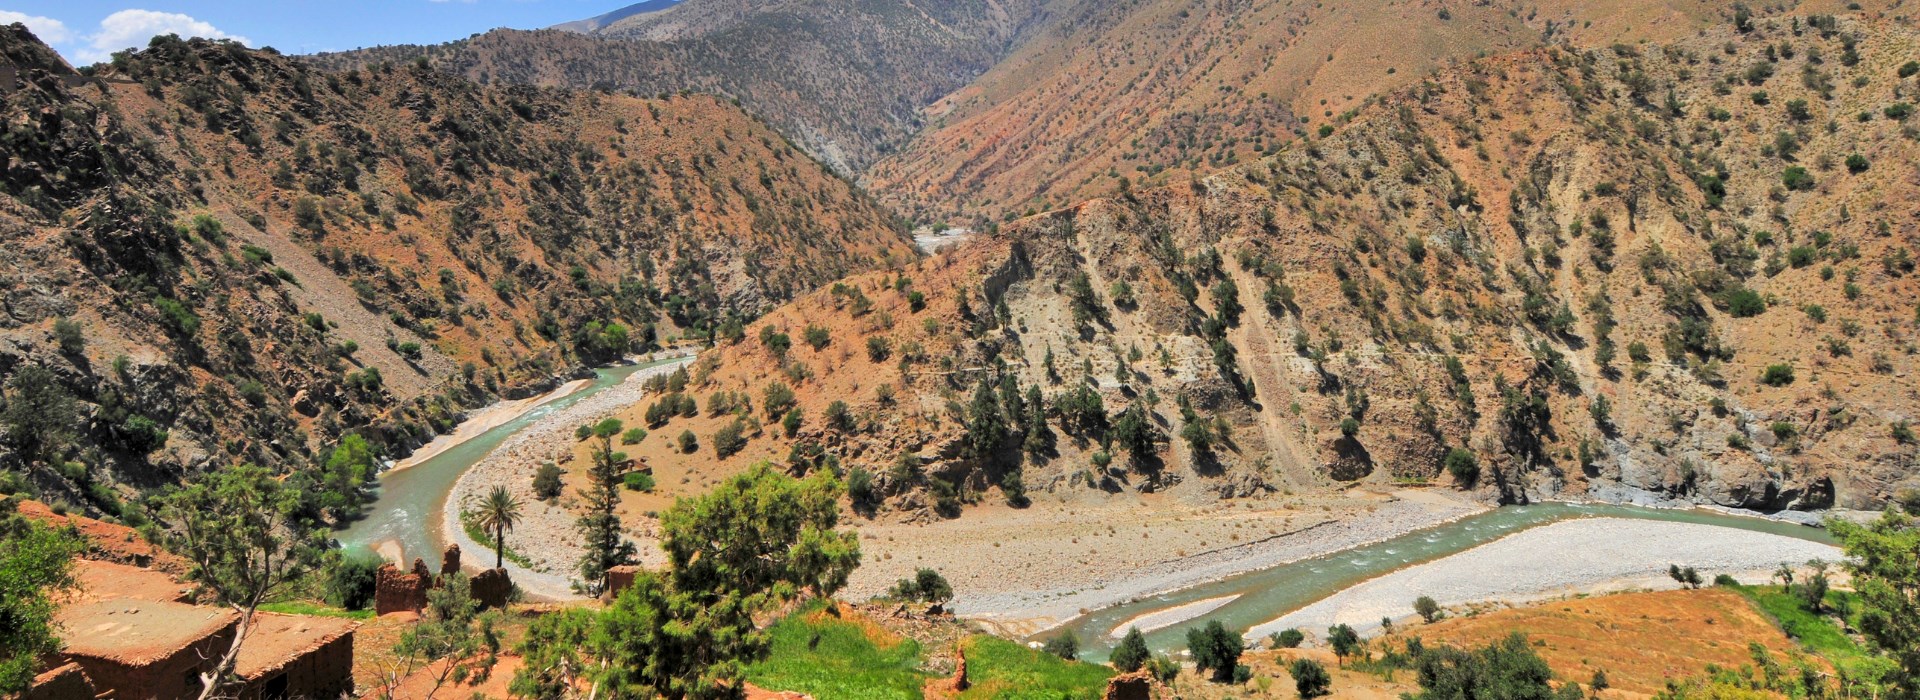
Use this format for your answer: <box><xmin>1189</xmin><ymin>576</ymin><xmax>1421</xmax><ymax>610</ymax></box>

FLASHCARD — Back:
<box><xmin>306</xmin><ymin>0</ymin><xmax>1058</xmax><ymax>174</ymax></box>
<box><xmin>868</xmin><ymin>0</ymin><xmax>1905</xmax><ymax>224</ymax></box>
<box><xmin>616</xmin><ymin>12</ymin><xmax>1920</xmax><ymax>517</ymax></box>
<box><xmin>0</xmin><ymin>26</ymin><xmax>912</xmax><ymax>514</ymax></box>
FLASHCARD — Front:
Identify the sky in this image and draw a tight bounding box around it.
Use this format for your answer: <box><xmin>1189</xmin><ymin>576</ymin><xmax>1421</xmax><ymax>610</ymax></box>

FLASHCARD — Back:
<box><xmin>0</xmin><ymin>1</ymin><xmax>629</xmax><ymax>65</ymax></box>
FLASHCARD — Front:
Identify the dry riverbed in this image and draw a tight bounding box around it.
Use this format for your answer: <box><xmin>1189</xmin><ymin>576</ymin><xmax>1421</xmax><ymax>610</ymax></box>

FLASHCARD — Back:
<box><xmin>1245</xmin><ymin>517</ymin><xmax>1842</xmax><ymax>640</ymax></box>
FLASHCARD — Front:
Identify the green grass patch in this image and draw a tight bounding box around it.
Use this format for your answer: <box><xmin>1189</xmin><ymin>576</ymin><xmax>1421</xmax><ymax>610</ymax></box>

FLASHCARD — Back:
<box><xmin>1730</xmin><ymin>584</ymin><xmax>1877</xmax><ymax>674</ymax></box>
<box><xmin>957</xmin><ymin>635</ymin><xmax>1112</xmax><ymax>700</ymax></box>
<box><xmin>747</xmin><ymin>602</ymin><xmax>931</xmax><ymax>699</ymax></box>
<box><xmin>259</xmin><ymin>600</ymin><xmax>375</xmax><ymax>620</ymax></box>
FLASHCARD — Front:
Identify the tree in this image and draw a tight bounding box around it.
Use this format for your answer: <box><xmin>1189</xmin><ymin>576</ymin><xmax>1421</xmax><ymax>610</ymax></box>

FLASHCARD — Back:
<box><xmin>577</xmin><ymin>418</ymin><xmax>636</xmax><ymax>593</ymax></box>
<box><xmin>385</xmin><ymin>574</ymin><xmax>498</xmax><ymax>700</ymax></box>
<box><xmin>2</xmin><ymin>365</ymin><xmax>76</xmax><ymax>466</ymax></box>
<box><xmin>1410</xmin><ymin>634</ymin><xmax>1561</xmax><ymax>700</ymax></box>
<box><xmin>965</xmin><ymin>377</ymin><xmax>1007</xmax><ymax>461</ymax></box>
<box><xmin>1110</xmin><ymin>627</ymin><xmax>1150</xmax><ymax>672</ymax></box>
<box><xmin>1292</xmin><ymin>658</ymin><xmax>1333</xmax><ymax>699</ymax></box>
<box><xmin>1327</xmin><ymin>624</ymin><xmax>1362</xmax><ymax>663</ymax></box>
<box><xmin>890</xmin><ymin>567</ymin><xmax>953</xmax><ymax>604</ymax></box>
<box><xmin>1415</xmin><ymin>595</ymin><xmax>1443</xmax><ymax>623</ymax></box>
<box><xmin>1043</xmin><ymin>632</ymin><xmax>1080</xmax><ymax>660</ymax></box>
<box><xmin>0</xmin><ymin>501</ymin><xmax>83</xmax><ymax>695</ymax></box>
<box><xmin>158</xmin><ymin>465</ymin><xmax>327</xmax><ymax>699</ymax></box>
<box><xmin>474</xmin><ymin>486</ymin><xmax>523</xmax><ymax>570</ymax></box>
<box><xmin>1111</xmin><ymin>403</ymin><xmax>1157</xmax><ymax>463</ymax></box>
<box><xmin>662</xmin><ymin>464</ymin><xmax>860</xmax><ymax>602</ymax></box>
<box><xmin>1271</xmin><ymin>628</ymin><xmax>1305</xmax><ymax>648</ymax></box>
<box><xmin>518</xmin><ymin>465</ymin><xmax>862</xmax><ymax>699</ymax></box>
<box><xmin>1187</xmin><ymin>620</ymin><xmax>1244</xmax><ymax>683</ymax></box>
<box><xmin>317</xmin><ymin>434</ymin><xmax>376</xmax><ymax>521</ymax></box>
<box><xmin>1832</xmin><ymin>510</ymin><xmax>1920</xmax><ymax>698</ymax></box>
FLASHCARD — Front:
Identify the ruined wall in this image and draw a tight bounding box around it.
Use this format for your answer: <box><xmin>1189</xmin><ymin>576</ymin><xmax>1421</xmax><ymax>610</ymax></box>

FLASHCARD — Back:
<box><xmin>235</xmin><ymin>631</ymin><xmax>355</xmax><ymax>700</ymax></box>
<box><xmin>23</xmin><ymin>662</ymin><xmax>95</xmax><ymax>700</ymax></box>
<box><xmin>376</xmin><ymin>546</ymin><xmax>511</xmax><ymax>615</ymax></box>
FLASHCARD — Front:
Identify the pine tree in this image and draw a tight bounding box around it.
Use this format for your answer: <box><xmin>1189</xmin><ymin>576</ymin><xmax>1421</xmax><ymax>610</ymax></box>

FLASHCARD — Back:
<box><xmin>965</xmin><ymin>378</ymin><xmax>1006</xmax><ymax>461</ymax></box>
<box><xmin>577</xmin><ymin>418</ymin><xmax>636</xmax><ymax>593</ymax></box>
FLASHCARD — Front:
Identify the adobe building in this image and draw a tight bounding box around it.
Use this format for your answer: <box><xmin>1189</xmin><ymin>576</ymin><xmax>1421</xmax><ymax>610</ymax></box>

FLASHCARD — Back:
<box><xmin>28</xmin><ymin>541</ymin><xmax>359</xmax><ymax>699</ymax></box>
<box><xmin>52</xmin><ymin>598</ymin><xmax>242</xmax><ymax>700</ymax></box>
<box><xmin>233</xmin><ymin>613</ymin><xmax>358</xmax><ymax>700</ymax></box>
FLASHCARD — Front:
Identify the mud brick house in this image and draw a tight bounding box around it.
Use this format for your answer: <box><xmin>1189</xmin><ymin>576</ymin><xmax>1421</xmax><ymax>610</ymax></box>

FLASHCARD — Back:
<box><xmin>52</xmin><ymin>598</ymin><xmax>242</xmax><ymax>700</ymax></box>
<box><xmin>233</xmin><ymin>613</ymin><xmax>358</xmax><ymax>700</ymax></box>
<box><xmin>22</xmin><ymin>508</ymin><xmax>360</xmax><ymax>700</ymax></box>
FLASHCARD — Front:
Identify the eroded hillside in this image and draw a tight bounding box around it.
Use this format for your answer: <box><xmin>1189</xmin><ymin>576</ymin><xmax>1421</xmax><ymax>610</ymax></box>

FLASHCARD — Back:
<box><xmin>617</xmin><ymin>13</ymin><xmax>1920</xmax><ymax>518</ymax></box>
<box><xmin>869</xmin><ymin>0</ymin><xmax>1906</xmax><ymax>224</ymax></box>
<box><xmin>306</xmin><ymin>0</ymin><xmax>1057</xmax><ymax>174</ymax></box>
<box><xmin>0</xmin><ymin>27</ymin><xmax>912</xmax><ymax>513</ymax></box>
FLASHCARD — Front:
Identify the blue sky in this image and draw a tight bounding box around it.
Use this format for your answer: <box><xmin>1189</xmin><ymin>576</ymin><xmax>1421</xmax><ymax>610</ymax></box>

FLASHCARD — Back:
<box><xmin>1</xmin><ymin>1</ymin><xmax>626</xmax><ymax>64</ymax></box>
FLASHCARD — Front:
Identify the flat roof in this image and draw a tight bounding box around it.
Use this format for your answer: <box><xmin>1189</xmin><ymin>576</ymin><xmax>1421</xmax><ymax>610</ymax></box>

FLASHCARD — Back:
<box><xmin>235</xmin><ymin>612</ymin><xmax>358</xmax><ymax>680</ymax></box>
<box><xmin>67</xmin><ymin>560</ymin><xmax>195</xmax><ymax>604</ymax></box>
<box><xmin>56</xmin><ymin>599</ymin><xmax>239</xmax><ymax>667</ymax></box>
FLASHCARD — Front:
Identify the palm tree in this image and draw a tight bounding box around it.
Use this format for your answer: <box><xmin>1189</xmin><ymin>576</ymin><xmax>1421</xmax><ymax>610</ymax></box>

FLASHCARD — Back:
<box><xmin>473</xmin><ymin>486</ymin><xmax>523</xmax><ymax>570</ymax></box>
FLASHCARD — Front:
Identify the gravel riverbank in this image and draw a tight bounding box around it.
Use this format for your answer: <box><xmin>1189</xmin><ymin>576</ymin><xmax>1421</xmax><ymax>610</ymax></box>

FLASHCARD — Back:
<box><xmin>1244</xmin><ymin>517</ymin><xmax>1842</xmax><ymax>640</ymax></box>
<box><xmin>441</xmin><ymin>357</ymin><xmax>692</xmax><ymax>600</ymax></box>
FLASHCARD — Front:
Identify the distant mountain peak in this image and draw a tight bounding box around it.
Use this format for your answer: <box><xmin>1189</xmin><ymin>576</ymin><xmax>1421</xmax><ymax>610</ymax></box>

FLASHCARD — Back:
<box><xmin>552</xmin><ymin>0</ymin><xmax>682</xmax><ymax>33</ymax></box>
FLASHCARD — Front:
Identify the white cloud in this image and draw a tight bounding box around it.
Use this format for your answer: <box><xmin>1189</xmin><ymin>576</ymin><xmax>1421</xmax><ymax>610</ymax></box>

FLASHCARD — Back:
<box><xmin>0</xmin><ymin>10</ymin><xmax>74</xmax><ymax>43</ymax></box>
<box><xmin>72</xmin><ymin>9</ymin><xmax>250</xmax><ymax>64</ymax></box>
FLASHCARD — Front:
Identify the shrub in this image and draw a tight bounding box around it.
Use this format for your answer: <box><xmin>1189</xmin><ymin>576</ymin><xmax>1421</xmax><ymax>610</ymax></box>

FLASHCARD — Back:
<box><xmin>1886</xmin><ymin>103</ymin><xmax>1914</xmax><ymax>120</ymax></box>
<box><xmin>1414</xmin><ymin>595</ymin><xmax>1443</xmax><ymax>623</ymax></box>
<box><xmin>1723</xmin><ymin>287</ymin><xmax>1766</xmax><ymax>317</ymax></box>
<box><xmin>323</xmin><ymin>553</ymin><xmax>382</xmax><ymax>611</ymax></box>
<box><xmin>1291</xmin><ymin>658</ymin><xmax>1332</xmax><ymax>699</ymax></box>
<box><xmin>1444</xmin><ymin>447</ymin><xmax>1479</xmax><ymax>484</ymax></box>
<box><xmin>621</xmin><ymin>427</ymin><xmax>648</xmax><ymax>445</ymax></box>
<box><xmin>622</xmin><ymin>472</ymin><xmax>655</xmax><ymax>492</ymax></box>
<box><xmin>823</xmin><ymin>400</ymin><xmax>852</xmax><ymax>431</ymax></box>
<box><xmin>1272</xmin><ymin>628</ymin><xmax>1305</xmax><ymax>648</ymax></box>
<box><xmin>1041</xmin><ymin>631</ymin><xmax>1079</xmax><ymax>660</ymax></box>
<box><xmin>678</xmin><ymin>430</ymin><xmax>699</xmax><ymax>453</ymax></box>
<box><xmin>1846</xmin><ymin>154</ymin><xmax>1870</xmax><ymax>173</ymax></box>
<box><xmin>1782</xmin><ymin>166</ymin><xmax>1815</xmax><ymax>191</ymax></box>
<box><xmin>713</xmin><ymin>420</ymin><xmax>747</xmax><ymax>458</ymax></box>
<box><xmin>532</xmin><ymin>463</ymin><xmax>564</xmax><ymax>500</ymax></box>
<box><xmin>1760</xmin><ymin>363</ymin><xmax>1795</xmax><ymax>386</ymax></box>
<box><xmin>152</xmin><ymin>297</ymin><xmax>200</xmax><ymax>336</ymax></box>
<box><xmin>890</xmin><ymin>567</ymin><xmax>954</xmax><ymax>604</ymax></box>
<box><xmin>865</xmin><ymin>336</ymin><xmax>891</xmax><ymax>362</ymax></box>
<box><xmin>52</xmin><ymin>317</ymin><xmax>84</xmax><ymax>355</ymax></box>
<box><xmin>803</xmin><ymin>325</ymin><xmax>830</xmax><ymax>350</ymax></box>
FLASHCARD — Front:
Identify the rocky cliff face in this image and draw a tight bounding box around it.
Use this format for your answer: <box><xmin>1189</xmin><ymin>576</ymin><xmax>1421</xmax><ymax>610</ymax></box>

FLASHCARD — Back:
<box><xmin>0</xmin><ymin>26</ymin><xmax>912</xmax><ymax>513</ymax></box>
<box><xmin>625</xmin><ymin>14</ymin><xmax>1920</xmax><ymax>517</ymax></box>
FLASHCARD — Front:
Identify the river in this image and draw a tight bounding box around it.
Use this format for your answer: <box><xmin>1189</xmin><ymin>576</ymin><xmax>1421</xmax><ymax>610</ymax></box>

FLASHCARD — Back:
<box><xmin>334</xmin><ymin>360</ymin><xmax>669</xmax><ymax>564</ymax></box>
<box><xmin>1047</xmin><ymin>501</ymin><xmax>1836</xmax><ymax>660</ymax></box>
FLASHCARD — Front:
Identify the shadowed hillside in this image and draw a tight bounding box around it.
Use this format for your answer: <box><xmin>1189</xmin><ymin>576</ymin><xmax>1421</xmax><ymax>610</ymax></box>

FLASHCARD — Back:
<box><xmin>0</xmin><ymin>25</ymin><xmax>911</xmax><ymax>514</ymax></box>
<box><xmin>306</xmin><ymin>0</ymin><xmax>1058</xmax><ymax>174</ymax></box>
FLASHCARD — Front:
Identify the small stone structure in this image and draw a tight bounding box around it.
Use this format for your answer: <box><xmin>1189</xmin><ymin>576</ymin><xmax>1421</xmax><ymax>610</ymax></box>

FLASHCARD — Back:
<box><xmin>376</xmin><ymin>545</ymin><xmax>513</xmax><ymax>615</ymax></box>
<box><xmin>606</xmin><ymin>565</ymin><xmax>644</xmax><ymax>599</ymax></box>
<box><xmin>1102</xmin><ymin>670</ymin><xmax>1157</xmax><ymax>700</ymax></box>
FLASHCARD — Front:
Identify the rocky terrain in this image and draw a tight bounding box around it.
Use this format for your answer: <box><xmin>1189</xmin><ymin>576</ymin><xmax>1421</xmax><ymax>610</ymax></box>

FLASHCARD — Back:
<box><xmin>0</xmin><ymin>26</ymin><xmax>911</xmax><ymax>515</ymax></box>
<box><xmin>870</xmin><ymin>0</ymin><xmax>1908</xmax><ymax>223</ymax></box>
<box><xmin>604</xmin><ymin>13</ymin><xmax>1920</xmax><ymax>518</ymax></box>
<box><xmin>306</xmin><ymin>0</ymin><xmax>1057</xmax><ymax>174</ymax></box>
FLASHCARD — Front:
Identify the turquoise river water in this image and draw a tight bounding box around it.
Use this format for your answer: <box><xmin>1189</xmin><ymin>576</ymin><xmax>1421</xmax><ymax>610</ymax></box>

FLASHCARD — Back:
<box><xmin>1052</xmin><ymin>501</ymin><xmax>1834</xmax><ymax>660</ymax></box>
